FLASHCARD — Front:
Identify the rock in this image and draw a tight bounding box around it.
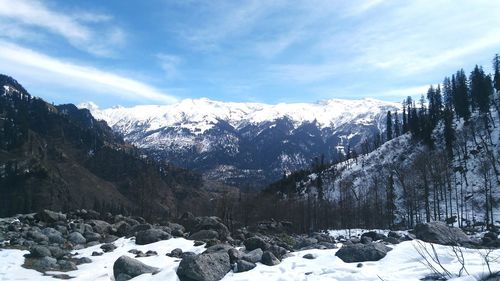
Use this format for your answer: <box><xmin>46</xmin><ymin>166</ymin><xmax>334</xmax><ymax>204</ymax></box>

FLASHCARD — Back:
<box><xmin>103</xmin><ymin>235</ymin><xmax>119</xmax><ymax>243</ymax></box>
<box><xmin>167</xmin><ymin>248</ymin><xmax>183</xmax><ymax>258</ymax></box>
<box><xmin>261</xmin><ymin>251</ymin><xmax>280</xmax><ymax>266</ymax></box>
<box><xmin>268</xmin><ymin>245</ymin><xmax>287</xmax><ymax>259</ymax></box>
<box><xmin>57</xmin><ymin>260</ymin><xmax>77</xmax><ymax>271</ymax></box>
<box><xmin>414</xmin><ymin>222</ymin><xmax>471</xmax><ymax>245</ymax></box>
<box><xmin>388</xmin><ymin>231</ymin><xmax>402</xmax><ymax>239</ymax></box>
<box><xmin>84</xmin><ymin>232</ymin><xmax>102</xmax><ymax>242</ymax></box>
<box><xmin>29</xmin><ymin>246</ymin><xmax>52</xmax><ymax>258</ymax></box>
<box><xmin>361</xmin><ymin>236</ymin><xmax>372</xmax><ymax>244</ymax></box>
<box><xmin>302</xmin><ymin>253</ymin><xmax>316</xmax><ymax>259</ymax></box>
<box><xmin>183</xmin><ymin>215</ymin><xmax>231</xmax><ymax>242</ymax></box>
<box><xmin>113</xmin><ymin>221</ymin><xmax>131</xmax><ymax>236</ymax></box>
<box><xmin>48</xmin><ymin>246</ymin><xmax>69</xmax><ymax>259</ymax></box>
<box><xmin>194</xmin><ymin>241</ymin><xmax>205</xmax><ymax>246</ymax></box>
<box><xmin>335</xmin><ymin>243</ymin><xmax>392</xmax><ymax>263</ymax></box>
<box><xmin>244</xmin><ymin>236</ymin><xmax>269</xmax><ymax>251</ymax></box>
<box><xmin>27</xmin><ymin>231</ymin><xmax>49</xmax><ymax>243</ymax></box>
<box><xmin>74</xmin><ymin>257</ymin><xmax>92</xmax><ymax>265</ymax></box>
<box><xmin>361</xmin><ymin>231</ymin><xmax>386</xmax><ymax>241</ymax></box>
<box><xmin>129</xmin><ymin>224</ymin><xmax>152</xmax><ymax>236</ymax></box>
<box><xmin>235</xmin><ymin>260</ymin><xmax>256</xmax><ymax>273</ymax></box>
<box><xmin>37</xmin><ymin>210</ymin><xmax>66</xmax><ymax>223</ymax></box>
<box><xmin>101</xmin><ymin>243</ymin><xmax>117</xmax><ymax>253</ymax></box>
<box><xmin>228</xmin><ymin>248</ymin><xmax>243</xmax><ymax>263</ymax></box>
<box><xmin>135</xmin><ymin>229</ymin><xmax>171</xmax><ymax>245</ymax></box>
<box><xmin>68</xmin><ymin>232</ymin><xmax>86</xmax><ymax>244</ymax></box>
<box><xmin>357</xmin><ymin>263</ymin><xmax>363</xmax><ymax>268</ymax></box>
<box><xmin>204</xmin><ymin>244</ymin><xmax>233</xmax><ymax>254</ymax></box>
<box><xmin>145</xmin><ymin>250</ymin><xmax>158</xmax><ymax>256</ymax></box>
<box><xmin>242</xmin><ymin>248</ymin><xmax>263</xmax><ymax>263</ymax></box>
<box><xmin>113</xmin><ymin>256</ymin><xmax>159</xmax><ymax>280</ymax></box>
<box><xmin>30</xmin><ymin>256</ymin><xmax>58</xmax><ymax>271</ymax></box>
<box><xmin>89</xmin><ymin>220</ymin><xmax>112</xmax><ymax>234</ymax></box>
<box><xmin>297</xmin><ymin>237</ymin><xmax>319</xmax><ymax>249</ymax></box>
<box><xmin>383</xmin><ymin>237</ymin><xmax>400</xmax><ymax>244</ymax></box>
<box><xmin>189</xmin><ymin>230</ymin><xmax>219</xmax><ymax>241</ymax></box>
<box><xmin>92</xmin><ymin>251</ymin><xmax>103</xmax><ymax>256</ymax></box>
<box><xmin>47</xmin><ymin>233</ymin><xmax>66</xmax><ymax>244</ymax></box>
<box><xmin>177</xmin><ymin>251</ymin><xmax>231</xmax><ymax>281</ymax></box>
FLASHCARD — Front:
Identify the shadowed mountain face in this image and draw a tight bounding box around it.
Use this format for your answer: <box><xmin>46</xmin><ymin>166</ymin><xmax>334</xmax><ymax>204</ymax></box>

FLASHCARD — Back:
<box><xmin>86</xmin><ymin>98</ymin><xmax>399</xmax><ymax>188</ymax></box>
<box><xmin>0</xmin><ymin>74</ymin><xmax>210</xmax><ymax>218</ymax></box>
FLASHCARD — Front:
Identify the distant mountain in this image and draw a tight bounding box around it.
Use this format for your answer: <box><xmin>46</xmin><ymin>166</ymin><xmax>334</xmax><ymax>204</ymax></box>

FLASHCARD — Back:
<box><xmin>0</xmin><ymin>74</ymin><xmax>220</xmax><ymax>218</ymax></box>
<box><xmin>83</xmin><ymin>98</ymin><xmax>399</xmax><ymax>187</ymax></box>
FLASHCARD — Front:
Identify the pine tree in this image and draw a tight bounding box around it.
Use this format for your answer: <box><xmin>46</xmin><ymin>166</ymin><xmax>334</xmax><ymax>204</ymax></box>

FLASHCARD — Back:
<box><xmin>442</xmin><ymin>77</ymin><xmax>453</xmax><ymax>110</ymax></box>
<box><xmin>453</xmin><ymin>69</ymin><xmax>471</xmax><ymax>121</ymax></box>
<box><xmin>394</xmin><ymin>111</ymin><xmax>401</xmax><ymax>137</ymax></box>
<box><xmin>386</xmin><ymin>111</ymin><xmax>393</xmax><ymax>141</ymax></box>
<box><xmin>494</xmin><ymin>54</ymin><xmax>500</xmax><ymax>94</ymax></box>
<box><xmin>469</xmin><ymin>65</ymin><xmax>492</xmax><ymax>114</ymax></box>
<box><xmin>402</xmin><ymin>100</ymin><xmax>408</xmax><ymax>133</ymax></box>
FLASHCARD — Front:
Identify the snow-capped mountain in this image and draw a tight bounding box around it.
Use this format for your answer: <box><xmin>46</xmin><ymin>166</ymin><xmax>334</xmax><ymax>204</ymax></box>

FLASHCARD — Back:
<box><xmin>81</xmin><ymin>98</ymin><xmax>399</xmax><ymax>187</ymax></box>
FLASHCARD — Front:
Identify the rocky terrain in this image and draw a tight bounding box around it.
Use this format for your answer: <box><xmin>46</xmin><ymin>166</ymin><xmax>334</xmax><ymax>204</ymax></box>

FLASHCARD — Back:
<box><xmin>0</xmin><ymin>209</ymin><xmax>499</xmax><ymax>281</ymax></box>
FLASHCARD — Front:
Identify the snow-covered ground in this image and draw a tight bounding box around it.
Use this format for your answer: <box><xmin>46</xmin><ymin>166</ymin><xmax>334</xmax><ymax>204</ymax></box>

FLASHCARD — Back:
<box><xmin>1</xmin><ymin>236</ymin><xmax>498</xmax><ymax>281</ymax></box>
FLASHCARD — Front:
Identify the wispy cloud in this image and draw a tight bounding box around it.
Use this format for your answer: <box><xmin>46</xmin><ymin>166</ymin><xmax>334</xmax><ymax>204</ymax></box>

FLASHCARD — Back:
<box><xmin>157</xmin><ymin>54</ymin><xmax>182</xmax><ymax>80</ymax></box>
<box><xmin>0</xmin><ymin>41</ymin><xmax>177</xmax><ymax>104</ymax></box>
<box><xmin>0</xmin><ymin>0</ymin><xmax>125</xmax><ymax>56</ymax></box>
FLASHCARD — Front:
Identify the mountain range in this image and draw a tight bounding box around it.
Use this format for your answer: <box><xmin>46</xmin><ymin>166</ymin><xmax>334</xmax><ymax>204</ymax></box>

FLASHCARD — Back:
<box><xmin>83</xmin><ymin>98</ymin><xmax>399</xmax><ymax>187</ymax></box>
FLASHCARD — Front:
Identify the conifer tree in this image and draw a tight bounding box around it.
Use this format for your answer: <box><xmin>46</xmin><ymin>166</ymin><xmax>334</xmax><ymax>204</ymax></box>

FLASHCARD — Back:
<box><xmin>386</xmin><ymin>111</ymin><xmax>393</xmax><ymax>141</ymax></box>
<box><xmin>453</xmin><ymin>69</ymin><xmax>471</xmax><ymax>121</ymax></box>
<box><xmin>494</xmin><ymin>54</ymin><xmax>500</xmax><ymax>94</ymax></box>
<box><xmin>394</xmin><ymin>111</ymin><xmax>400</xmax><ymax>137</ymax></box>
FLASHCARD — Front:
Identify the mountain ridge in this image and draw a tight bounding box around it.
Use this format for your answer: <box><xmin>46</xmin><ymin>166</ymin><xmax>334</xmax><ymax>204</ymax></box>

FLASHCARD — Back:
<box><xmin>81</xmin><ymin>97</ymin><xmax>399</xmax><ymax>187</ymax></box>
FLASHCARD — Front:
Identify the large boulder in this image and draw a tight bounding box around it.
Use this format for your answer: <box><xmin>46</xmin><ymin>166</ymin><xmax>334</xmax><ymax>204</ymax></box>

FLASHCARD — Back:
<box><xmin>29</xmin><ymin>246</ymin><xmax>52</xmax><ymax>258</ymax></box>
<box><xmin>189</xmin><ymin>230</ymin><xmax>219</xmax><ymax>241</ymax></box>
<box><xmin>335</xmin><ymin>243</ymin><xmax>392</xmax><ymax>263</ymax></box>
<box><xmin>36</xmin><ymin>210</ymin><xmax>66</xmax><ymax>223</ymax></box>
<box><xmin>414</xmin><ymin>222</ymin><xmax>471</xmax><ymax>245</ymax></box>
<box><xmin>88</xmin><ymin>220</ymin><xmax>111</xmax><ymax>235</ymax></box>
<box><xmin>113</xmin><ymin>256</ymin><xmax>159</xmax><ymax>281</ymax></box>
<box><xmin>244</xmin><ymin>236</ymin><xmax>269</xmax><ymax>251</ymax></box>
<box><xmin>135</xmin><ymin>229</ymin><xmax>171</xmax><ymax>245</ymax></box>
<box><xmin>235</xmin><ymin>260</ymin><xmax>256</xmax><ymax>273</ymax></box>
<box><xmin>242</xmin><ymin>248</ymin><xmax>263</xmax><ymax>263</ymax></box>
<box><xmin>261</xmin><ymin>251</ymin><xmax>280</xmax><ymax>266</ymax></box>
<box><xmin>68</xmin><ymin>232</ymin><xmax>86</xmax><ymax>245</ymax></box>
<box><xmin>182</xmin><ymin>214</ymin><xmax>231</xmax><ymax>242</ymax></box>
<box><xmin>177</xmin><ymin>251</ymin><xmax>231</xmax><ymax>281</ymax></box>
<box><xmin>361</xmin><ymin>231</ymin><xmax>386</xmax><ymax>241</ymax></box>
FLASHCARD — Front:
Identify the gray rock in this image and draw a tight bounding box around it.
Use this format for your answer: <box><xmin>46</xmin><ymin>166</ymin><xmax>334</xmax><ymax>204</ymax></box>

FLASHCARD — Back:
<box><xmin>244</xmin><ymin>236</ymin><xmax>269</xmax><ymax>251</ymax></box>
<box><xmin>29</xmin><ymin>246</ymin><xmax>52</xmax><ymax>258</ymax></box>
<box><xmin>129</xmin><ymin>224</ymin><xmax>152</xmax><ymax>236</ymax></box>
<box><xmin>361</xmin><ymin>231</ymin><xmax>386</xmax><ymax>241</ymax></box>
<box><xmin>414</xmin><ymin>222</ymin><xmax>471</xmax><ymax>246</ymax></box>
<box><xmin>167</xmin><ymin>248</ymin><xmax>183</xmax><ymax>258</ymax></box>
<box><xmin>27</xmin><ymin>231</ymin><xmax>49</xmax><ymax>243</ymax></box>
<box><xmin>89</xmin><ymin>220</ymin><xmax>111</xmax><ymax>235</ymax></box>
<box><xmin>84</xmin><ymin>232</ymin><xmax>102</xmax><ymax>242</ymax></box>
<box><xmin>47</xmin><ymin>233</ymin><xmax>66</xmax><ymax>244</ymax></box>
<box><xmin>383</xmin><ymin>237</ymin><xmax>400</xmax><ymax>244</ymax></box>
<box><xmin>57</xmin><ymin>260</ymin><xmax>77</xmax><ymax>271</ymax></box>
<box><xmin>74</xmin><ymin>257</ymin><xmax>92</xmax><ymax>265</ymax></box>
<box><xmin>261</xmin><ymin>251</ymin><xmax>280</xmax><ymax>266</ymax></box>
<box><xmin>68</xmin><ymin>232</ymin><xmax>86</xmax><ymax>244</ymax></box>
<box><xmin>235</xmin><ymin>260</ymin><xmax>256</xmax><ymax>273</ymax></box>
<box><xmin>113</xmin><ymin>221</ymin><xmax>131</xmax><ymax>236</ymax></box>
<box><xmin>302</xmin><ymin>253</ymin><xmax>317</xmax><ymax>259</ymax></box>
<box><xmin>135</xmin><ymin>229</ymin><xmax>172</xmax><ymax>245</ymax></box>
<box><xmin>361</xmin><ymin>236</ymin><xmax>372</xmax><ymax>244</ymax></box>
<box><xmin>335</xmin><ymin>243</ymin><xmax>392</xmax><ymax>263</ymax></box>
<box><xmin>242</xmin><ymin>248</ymin><xmax>263</xmax><ymax>263</ymax></box>
<box><xmin>228</xmin><ymin>248</ymin><xmax>243</xmax><ymax>263</ymax></box>
<box><xmin>177</xmin><ymin>251</ymin><xmax>231</xmax><ymax>281</ymax></box>
<box><xmin>101</xmin><ymin>243</ymin><xmax>117</xmax><ymax>252</ymax></box>
<box><xmin>113</xmin><ymin>256</ymin><xmax>159</xmax><ymax>280</ymax></box>
<box><xmin>37</xmin><ymin>210</ymin><xmax>66</xmax><ymax>223</ymax></box>
<box><xmin>189</xmin><ymin>230</ymin><xmax>219</xmax><ymax>241</ymax></box>
<box><xmin>30</xmin><ymin>256</ymin><xmax>58</xmax><ymax>271</ymax></box>
<box><xmin>204</xmin><ymin>244</ymin><xmax>233</xmax><ymax>254</ymax></box>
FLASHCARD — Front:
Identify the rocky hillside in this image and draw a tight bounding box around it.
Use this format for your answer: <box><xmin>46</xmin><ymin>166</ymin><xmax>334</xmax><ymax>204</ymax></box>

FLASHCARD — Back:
<box><xmin>83</xmin><ymin>98</ymin><xmax>399</xmax><ymax>187</ymax></box>
<box><xmin>0</xmin><ymin>74</ymin><xmax>221</xmax><ymax>219</ymax></box>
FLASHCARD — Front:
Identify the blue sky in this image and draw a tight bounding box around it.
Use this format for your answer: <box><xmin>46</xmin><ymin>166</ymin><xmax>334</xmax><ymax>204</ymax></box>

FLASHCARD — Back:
<box><xmin>0</xmin><ymin>0</ymin><xmax>500</xmax><ymax>108</ymax></box>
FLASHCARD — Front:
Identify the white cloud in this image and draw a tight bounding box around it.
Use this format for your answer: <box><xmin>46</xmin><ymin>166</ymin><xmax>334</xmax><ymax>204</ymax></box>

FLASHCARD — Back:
<box><xmin>0</xmin><ymin>0</ymin><xmax>124</xmax><ymax>56</ymax></box>
<box><xmin>0</xmin><ymin>41</ymin><xmax>178</xmax><ymax>104</ymax></box>
<box><xmin>157</xmin><ymin>54</ymin><xmax>182</xmax><ymax>80</ymax></box>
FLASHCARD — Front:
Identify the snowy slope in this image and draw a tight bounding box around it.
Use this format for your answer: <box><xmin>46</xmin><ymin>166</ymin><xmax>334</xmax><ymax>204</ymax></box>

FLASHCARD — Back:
<box><xmin>292</xmin><ymin>104</ymin><xmax>500</xmax><ymax>226</ymax></box>
<box><xmin>81</xmin><ymin>98</ymin><xmax>399</xmax><ymax>187</ymax></box>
